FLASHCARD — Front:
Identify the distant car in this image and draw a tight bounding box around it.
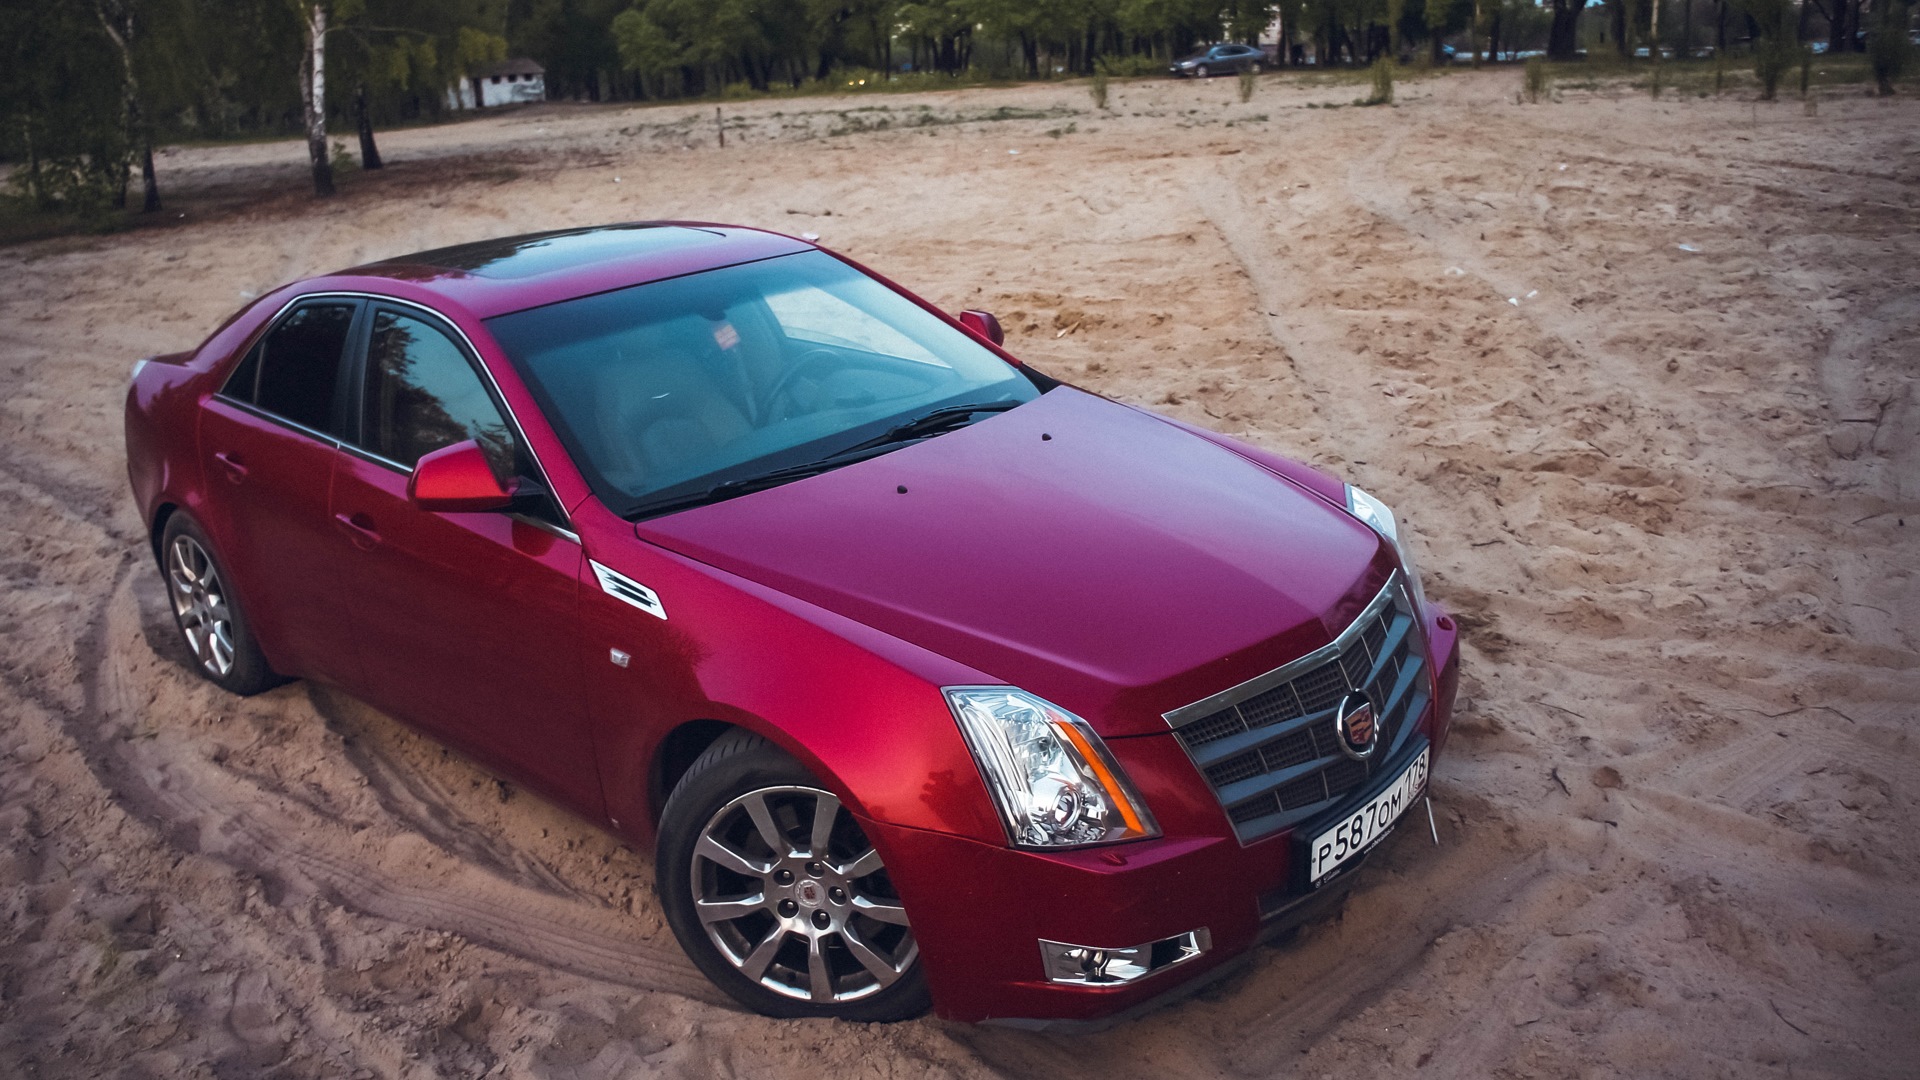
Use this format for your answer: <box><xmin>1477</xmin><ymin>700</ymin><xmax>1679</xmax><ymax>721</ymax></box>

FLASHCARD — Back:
<box><xmin>124</xmin><ymin>222</ymin><xmax>1458</xmax><ymax>1026</ymax></box>
<box><xmin>1170</xmin><ymin>42</ymin><xmax>1267</xmax><ymax>78</ymax></box>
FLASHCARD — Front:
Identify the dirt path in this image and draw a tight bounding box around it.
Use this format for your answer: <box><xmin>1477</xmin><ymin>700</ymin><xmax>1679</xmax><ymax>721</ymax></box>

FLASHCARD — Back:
<box><xmin>1</xmin><ymin>69</ymin><xmax>1916</xmax><ymax>1078</ymax></box>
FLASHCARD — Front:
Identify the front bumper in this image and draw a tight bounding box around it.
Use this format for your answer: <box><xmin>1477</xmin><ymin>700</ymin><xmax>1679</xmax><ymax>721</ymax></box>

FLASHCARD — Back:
<box><xmin>875</xmin><ymin>605</ymin><xmax>1460</xmax><ymax>1024</ymax></box>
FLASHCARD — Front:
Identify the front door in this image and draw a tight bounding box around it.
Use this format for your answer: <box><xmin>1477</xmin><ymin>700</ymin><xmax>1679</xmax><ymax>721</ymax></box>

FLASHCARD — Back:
<box><xmin>326</xmin><ymin>303</ymin><xmax>598</xmax><ymax>812</ymax></box>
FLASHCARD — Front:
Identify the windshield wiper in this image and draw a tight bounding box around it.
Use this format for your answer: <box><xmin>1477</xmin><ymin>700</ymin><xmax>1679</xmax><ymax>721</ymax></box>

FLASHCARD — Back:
<box><xmin>624</xmin><ymin>443</ymin><xmax>903</xmax><ymax>521</ymax></box>
<box><xmin>829</xmin><ymin>400</ymin><xmax>1021</xmax><ymax>457</ymax></box>
<box><xmin>624</xmin><ymin>401</ymin><xmax>1022</xmax><ymax>522</ymax></box>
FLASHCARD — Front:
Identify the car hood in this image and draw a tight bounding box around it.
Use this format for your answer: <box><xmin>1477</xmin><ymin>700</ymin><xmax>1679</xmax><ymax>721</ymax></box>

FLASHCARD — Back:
<box><xmin>635</xmin><ymin>387</ymin><xmax>1391</xmax><ymax>738</ymax></box>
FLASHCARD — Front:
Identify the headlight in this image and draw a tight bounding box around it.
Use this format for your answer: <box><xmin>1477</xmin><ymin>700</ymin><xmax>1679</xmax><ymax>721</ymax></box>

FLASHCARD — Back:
<box><xmin>945</xmin><ymin>687</ymin><xmax>1159</xmax><ymax>849</ymax></box>
<box><xmin>1346</xmin><ymin>484</ymin><xmax>1429</xmax><ymax>615</ymax></box>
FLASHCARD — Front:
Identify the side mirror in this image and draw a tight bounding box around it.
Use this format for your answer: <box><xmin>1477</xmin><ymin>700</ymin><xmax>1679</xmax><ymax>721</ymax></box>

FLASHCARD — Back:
<box><xmin>408</xmin><ymin>439</ymin><xmax>515</xmax><ymax>512</ymax></box>
<box><xmin>958</xmin><ymin>310</ymin><xmax>1006</xmax><ymax>347</ymax></box>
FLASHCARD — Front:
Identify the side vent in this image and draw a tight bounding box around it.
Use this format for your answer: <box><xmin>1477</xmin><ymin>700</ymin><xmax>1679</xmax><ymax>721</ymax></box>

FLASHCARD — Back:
<box><xmin>590</xmin><ymin>561</ymin><xmax>668</xmax><ymax>620</ymax></box>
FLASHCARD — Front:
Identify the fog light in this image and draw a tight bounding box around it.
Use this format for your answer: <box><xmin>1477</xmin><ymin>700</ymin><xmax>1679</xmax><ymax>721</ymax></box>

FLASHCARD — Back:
<box><xmin>1038</xmin><ymin>928</ymin><xmax>1211</xmax><ymax>986</ymax></box>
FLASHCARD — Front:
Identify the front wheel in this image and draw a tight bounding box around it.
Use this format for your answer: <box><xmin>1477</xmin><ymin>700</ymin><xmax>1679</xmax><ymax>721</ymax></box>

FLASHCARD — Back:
<box><xmin>1196</xmin><ymin>64</ymin><xmax>1211</xmax><ymax>78</ymax></box>
<box><xmin>657</xmin><ymin>730</ymin><xmax>930</xmax><ymax>1021</ymax></box>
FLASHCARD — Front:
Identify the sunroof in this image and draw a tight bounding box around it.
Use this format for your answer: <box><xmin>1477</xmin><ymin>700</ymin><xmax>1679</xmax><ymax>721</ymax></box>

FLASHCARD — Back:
<box><xmin>396</xmin><ymin>224</ymin><xmax>726</xmax><ymax>280</ymax></box>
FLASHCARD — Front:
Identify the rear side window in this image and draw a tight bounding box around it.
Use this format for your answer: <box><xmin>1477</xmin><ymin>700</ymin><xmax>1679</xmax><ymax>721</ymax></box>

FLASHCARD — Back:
<box><xmin>231</xmin><ymin>302</ymin><xmax>356</xmax><ymax>433</ymax></box>
<box><xmin>360</xmin><ymin>309</ymin><xmax>515</xmax><ymax>478</ymax></box>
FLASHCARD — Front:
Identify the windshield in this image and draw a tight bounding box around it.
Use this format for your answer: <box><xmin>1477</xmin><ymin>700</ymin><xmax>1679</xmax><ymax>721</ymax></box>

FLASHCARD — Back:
<box><xmin>487</xmin><ymin>250</ymin><xmax>1038</xmax><ymax>518</ymax></box>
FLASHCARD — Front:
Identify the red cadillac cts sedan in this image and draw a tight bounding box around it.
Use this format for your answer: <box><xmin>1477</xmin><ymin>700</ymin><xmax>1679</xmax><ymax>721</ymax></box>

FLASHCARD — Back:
<box><xmin>124</xmin><ymin>223</ymin><xmax>1459</xmax><ymax>1027</ymax></box>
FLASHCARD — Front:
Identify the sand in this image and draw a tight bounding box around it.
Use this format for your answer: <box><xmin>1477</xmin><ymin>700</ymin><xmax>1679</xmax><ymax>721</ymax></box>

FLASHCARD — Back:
<box><xmin>0</xmin><ymin>67</ymin><xmax>1916</xmax><ymax>1078</ymax></box>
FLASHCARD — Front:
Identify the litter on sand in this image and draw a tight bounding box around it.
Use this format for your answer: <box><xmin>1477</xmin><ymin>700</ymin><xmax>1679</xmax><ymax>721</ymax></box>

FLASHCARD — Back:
<box><xmin>1445</xmin><ymin>266</ymin><xmax>1465</xmax><ymax>276</ymax></box>
<box><xmin>1677</xmin><ymin>243</ymin><xmax>1700</xmax><ymax>252</ymax></box>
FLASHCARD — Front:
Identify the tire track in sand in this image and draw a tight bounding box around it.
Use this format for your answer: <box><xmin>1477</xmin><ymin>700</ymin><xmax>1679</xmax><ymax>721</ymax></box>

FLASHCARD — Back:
<box><xmin>40</xmin><ymin>560</ymin><xmax>727</xmax><ymax>1006</ymax></box>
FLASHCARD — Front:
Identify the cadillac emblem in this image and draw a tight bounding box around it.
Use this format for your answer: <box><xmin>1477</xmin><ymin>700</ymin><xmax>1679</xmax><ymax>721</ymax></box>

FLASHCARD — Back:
<box><xmin>1335</xmin><ymin>690</ymin><xmax>1379</xmax><ymax>761</ymax></box>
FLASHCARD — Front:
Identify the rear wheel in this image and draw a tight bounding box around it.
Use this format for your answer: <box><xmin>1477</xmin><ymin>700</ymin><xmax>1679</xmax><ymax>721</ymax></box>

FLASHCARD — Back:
<box><xmin>657</xmin><ymin>730</ymin><xmax>929</xmax><ymax>1021</ymax></box>
<box><xmin>160</xmin><ymin>513</ymin><xmax>280</xmax><ymax>696</ymax></box>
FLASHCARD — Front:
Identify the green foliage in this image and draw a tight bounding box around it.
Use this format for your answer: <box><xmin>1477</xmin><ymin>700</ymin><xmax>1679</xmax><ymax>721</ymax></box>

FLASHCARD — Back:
<box><xmin>1361</xmin><ymin>57</ymin><xmax>1394</xmax><ymax>104</ymax></box>
<box><xmin>1524</xmin><ymin>56</ymin><xmax>1549</xmax><ymax>101</ymax></box>
<box><xmin>1090</xmin><ymin>68</ymin><xmax>1110</xmax><ymax>108</ymax></box>
<box><xmin>1095</xmin><ymin>53</ymin><xmax>1165</xmax><ymax>77</ymax></box>
<box><xmin>1868</xmin><ymin>0</ymin><xmax>1913</xmax><ymax>95</ymax></box>
<box><xmin>0</xmin><ymin>0</ymin><xmax>132</xmax><ymax>215</ymax></box>
<box><xmin>1237</xmin><ymin>66</ymin><xmax>1255</xmax><ymax>101</ymax></box>
<box><xmin>1736</xmin><ymin>0</ymin><xmax>1798</xmax><ymax>100</ymax></box>
<box><xmin>455</xmin><ymin>26</ymin><xmax>508</xmax><ymax>75</ymax></box>
<box><xmin>329</xmin><ymin>138</ymin><xmax>359</xmax><ymax>176</ymax></box>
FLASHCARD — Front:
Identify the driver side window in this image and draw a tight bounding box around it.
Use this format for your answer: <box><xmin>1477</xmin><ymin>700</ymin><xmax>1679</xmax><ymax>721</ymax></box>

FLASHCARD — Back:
<box><xmin>360</xmin><ymin>309</ymin><xmax>516</xmax><ymax>480</ymax></box>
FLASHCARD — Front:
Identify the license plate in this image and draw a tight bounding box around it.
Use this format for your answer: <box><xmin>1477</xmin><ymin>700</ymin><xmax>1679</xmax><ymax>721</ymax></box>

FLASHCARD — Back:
<box><xmin>1307</xmin><ymin>747</ymin><xmax>1430</xmax><ymax>886</ymax></box>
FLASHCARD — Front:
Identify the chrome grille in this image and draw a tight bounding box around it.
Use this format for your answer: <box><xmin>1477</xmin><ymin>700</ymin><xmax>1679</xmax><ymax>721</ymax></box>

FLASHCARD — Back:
<box><xmin>1165</xmin><ymin>576</ymin><xmax>1430</xmax><ymax>843</ymax></box>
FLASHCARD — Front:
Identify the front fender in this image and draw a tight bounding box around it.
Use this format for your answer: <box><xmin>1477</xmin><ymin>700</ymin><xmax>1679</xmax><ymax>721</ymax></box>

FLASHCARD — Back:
<box><xmin>576</xmin><ymin>518</ymin><xmax>1005</xmax><ymax>849</ymax></box>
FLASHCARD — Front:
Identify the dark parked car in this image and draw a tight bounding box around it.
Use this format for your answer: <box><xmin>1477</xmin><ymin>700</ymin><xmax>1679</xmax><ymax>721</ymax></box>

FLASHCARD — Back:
<box><xmin>125</xmin><ymin>223</ymin><xmax>1459</xmax><ymax>1026</ymax></box>
<box><xmin>1170</xmin><ymin>42</ymin><xmax>1268</xmax><ymax>78</ymax></box>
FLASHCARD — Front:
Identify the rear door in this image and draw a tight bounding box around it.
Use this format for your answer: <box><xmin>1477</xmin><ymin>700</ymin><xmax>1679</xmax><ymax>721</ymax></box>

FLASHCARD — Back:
<box><xmin>197</xmin><ymin>298</ymin><xmax>361</xmax><ymax>685</ymax></box>
<box><xmin>327</xmin><ymin>302</ymin><xmax>599</xmax><ymax>811</ymax></box>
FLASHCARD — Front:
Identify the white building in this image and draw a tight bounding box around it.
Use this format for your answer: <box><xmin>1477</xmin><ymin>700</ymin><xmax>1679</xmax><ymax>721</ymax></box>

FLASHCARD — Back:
<box><xmin>447</xmin><ymin>59</ymin><xmax>546</xmax><ymax>110</ymax></box>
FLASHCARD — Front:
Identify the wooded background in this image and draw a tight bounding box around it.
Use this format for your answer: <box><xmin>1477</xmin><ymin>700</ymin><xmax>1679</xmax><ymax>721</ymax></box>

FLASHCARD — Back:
<box><xmin>1</xmin><ymin>0</ymin><xmax>1909</xmax><ymax>213</ymax></box>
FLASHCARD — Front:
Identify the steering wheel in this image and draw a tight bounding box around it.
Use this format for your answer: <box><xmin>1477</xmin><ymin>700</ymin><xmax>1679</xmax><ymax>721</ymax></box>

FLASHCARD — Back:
<box><xmin>759</xmin><ymin>347</ymin><xmax>846</xmax><ymax>421</ymax></box>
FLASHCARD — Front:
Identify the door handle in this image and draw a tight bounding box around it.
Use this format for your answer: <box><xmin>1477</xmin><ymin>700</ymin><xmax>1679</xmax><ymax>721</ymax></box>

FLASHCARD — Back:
<box><xmin>212</xmin><ymin>451</ymin><xmax>247</xmax><ymax>482</ymax></box>
<box><xmin>333</xmin><ymin>512</ymin><xmax>382</xmax><ymax>549</ymax></box>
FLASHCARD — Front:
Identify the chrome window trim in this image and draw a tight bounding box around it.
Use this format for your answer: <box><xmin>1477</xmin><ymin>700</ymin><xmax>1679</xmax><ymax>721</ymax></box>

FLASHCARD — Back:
<box><xmin>218</xmin><ymin>289</ymin><xmax>575</xmax><ymax>533</ymax></box>
<box><xmin>1162</xmin><ymin>575</ymin><xmax>1402</xmax><ymax>732</ymax></box>
<box><xmin>208</xmin><ymin>393</ymin><xmax>346</xmax><ymax>448</ymax></box>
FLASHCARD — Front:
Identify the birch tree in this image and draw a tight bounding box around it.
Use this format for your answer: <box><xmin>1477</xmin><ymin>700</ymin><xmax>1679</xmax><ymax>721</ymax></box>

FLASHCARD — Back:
<box><xmin>297</xmin><ymin>1</ymin><xmax>335</xmax><ymax>197</ymax></box>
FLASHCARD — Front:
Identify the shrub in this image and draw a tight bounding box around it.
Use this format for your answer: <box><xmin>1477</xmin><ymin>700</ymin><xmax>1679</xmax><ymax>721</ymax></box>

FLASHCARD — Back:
<box><xmin>1238</xmin><ymin>67</ymin><xmax>1256</xmax><ymax>102</ymax></box>
<box><xmin>1362</xmin><ymin>58</ymin><xmax>1394</xmax><ymax>105</ymax></box>
<box><xmin>1097</xmin><ymin>54</ymin><xmax>1164</xmax><ymax>77</ymax></box>
<box><xmin>1523</xmin><ymin>57</ymin><xmax>1550</xmax><ymax>102</ymax></box>
<box><xmin>1868</xmin><ymin>1</ymin><xmax>1913</xmax><ymax>94</ymax></box>
<box><xmin>1753</xmin><ymin>36</ymin><xmax>1797</xmax><ymax>99</ymax></box>
<box><xmin>1090</xmin><ymin>68</ymin><xmax>1109</xmax><ymax>109</ymax></box>
<box><xmin>329</xmin><ymin>139</ymin><xmax>359</xmax><ymax>176</ymax></box>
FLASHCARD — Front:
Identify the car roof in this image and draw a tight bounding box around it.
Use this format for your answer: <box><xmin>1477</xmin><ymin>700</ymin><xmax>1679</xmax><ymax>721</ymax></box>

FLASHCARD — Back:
<box><xmin>321</xmin><ymin>222</ymin><xmax>814</xmax><ymax>319</ymax></box>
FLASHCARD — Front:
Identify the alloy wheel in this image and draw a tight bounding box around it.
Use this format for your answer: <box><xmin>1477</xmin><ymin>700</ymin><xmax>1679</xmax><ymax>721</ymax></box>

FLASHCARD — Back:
<box><xmin>691</xmin><ymin>785</ymin><xmax>916</xmax><ymax>1004</ymax></box>
<box><xmin>167</xmin><ymin>534</ymin><xmax>235</xmax><ymax>678</ymax></box>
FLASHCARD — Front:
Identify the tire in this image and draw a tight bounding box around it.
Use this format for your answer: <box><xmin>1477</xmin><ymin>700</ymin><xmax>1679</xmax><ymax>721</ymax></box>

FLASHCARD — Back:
<box><xmin>159</xmin><ymin>512</ymin><xmax>281</xmax><ymax>696</ymax></box>
<box><xmin>1196</xmin><ymin>64</ymin><xmax>1211</xmax><ymax>78</ymax></box>
<box><xmin>657</xmin><ymin>729</ymin><xmax>930</xmax><ymax>1021</ymax></box>
<box><xmin>1251</xmin><ymin>61</ymin><xmax>1264</xmax><ymax>74</ymax></box>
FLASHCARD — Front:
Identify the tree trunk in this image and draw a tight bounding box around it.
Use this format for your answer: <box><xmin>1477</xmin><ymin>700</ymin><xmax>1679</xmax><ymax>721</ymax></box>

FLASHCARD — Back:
<box><xmin>140</xmin><ymin>142</ymin><xmax>160</xmax><ymax>212</ymax></box>
<box><xmin>1549</xmin><ymin>0</ymin><xmax>1588</xmax><ymax>58</ymax></box>
<box><xmin>355</xmin><ymin>83</ymin><xmax>382</xmax><ymax>170</ymax></box>
<box><xmin>23</xmin><ymin>117</ymin><xmax>45</xmax><ymax>209</ymax></box>
<box><xmin>96</xmin><ymin>1</ymin><xmax>152</xmax><ymax>212</ymax></box>
<box><xmin>1612</xmin><ymin>0</ymin><xmax>1630</xmax><ymax>57</ymax></box>
<box><xmin>300</xmin><ymin>3</ymin><xmax>334</xmax><ymax>198</ymax></box>
<box><xmin>1681</xmin><ymin>0</ymin><xmax>1693</xmax><ymax>57</ymax></box>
